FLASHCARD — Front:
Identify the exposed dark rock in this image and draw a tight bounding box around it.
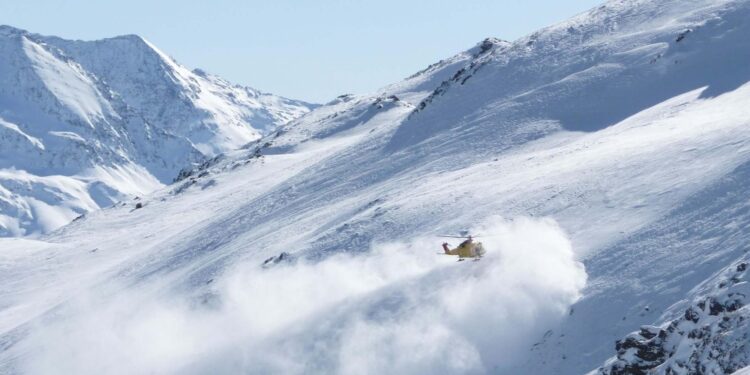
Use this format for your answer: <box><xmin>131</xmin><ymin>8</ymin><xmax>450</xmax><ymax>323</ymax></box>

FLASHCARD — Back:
<box><xmin>596</xmin><ymin>259</ymin><xmax>750</xmax><ymax>375</ymax></box>
<box><xmin>262</xmin><ymin>252</ymin><xmax>295</xmax><ymax>268</ymax></box>
<box><xmin>676</xmin><ymin>29</ymin><xmax>692</xmax><ymax>42</ymax></box>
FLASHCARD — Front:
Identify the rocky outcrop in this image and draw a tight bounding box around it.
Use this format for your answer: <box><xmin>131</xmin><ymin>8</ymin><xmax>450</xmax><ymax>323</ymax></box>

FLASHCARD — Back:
<box><xmin>596</xmin><ymin>261</ymin><xmax>750</xmax><ymax>375</ymax></box>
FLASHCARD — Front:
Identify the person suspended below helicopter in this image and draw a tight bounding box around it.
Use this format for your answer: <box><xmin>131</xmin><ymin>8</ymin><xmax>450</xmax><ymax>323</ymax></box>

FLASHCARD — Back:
<box><xmin>440</xmin><ymin>233</ymin><xmax>486</xmax><ymax>261</ymax></box>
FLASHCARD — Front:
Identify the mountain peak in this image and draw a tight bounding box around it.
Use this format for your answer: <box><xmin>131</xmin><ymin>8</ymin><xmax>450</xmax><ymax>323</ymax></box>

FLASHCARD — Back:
<box><xmin>474</xmin><ymin>37</ymin><xmax>511</xmax><ymax>55</ymax></box>
<box><xmin>0</xmin><ymin>24</ymin><xmax>27</xmax><ymax>33</ymax></box>
<box><xmin>0</xmin><ymin>27</ymin><xmax>316</xmax><ymax>236</ymax></box>
<box><xmin>0</xmin><ymin>25</ymin><xmax>31</xmax><ymax>40</ymax></box>
<box><xmin>109</xmin><ymin>33</ymin><xmax>145</xmax><ymax>42</ymax></box>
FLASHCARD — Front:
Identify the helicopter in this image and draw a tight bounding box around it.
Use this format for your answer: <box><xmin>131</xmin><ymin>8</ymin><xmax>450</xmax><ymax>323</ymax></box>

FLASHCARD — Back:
<box><xmin>438</xmin><ymin>231</ymin><xmax>486</xmax><ymax>261</ymax></box>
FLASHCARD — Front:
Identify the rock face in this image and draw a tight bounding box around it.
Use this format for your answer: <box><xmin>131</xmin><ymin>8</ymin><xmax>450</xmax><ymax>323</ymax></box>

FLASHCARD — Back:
<box><xmin>0</xmin><ymin>26</ymin><xmax>315</xmax><ymax>236</ymax></box>
<box><xmin>596</xmin><ymin>261</ymin><xmax>750</xmax><ymax>375</ymax></box>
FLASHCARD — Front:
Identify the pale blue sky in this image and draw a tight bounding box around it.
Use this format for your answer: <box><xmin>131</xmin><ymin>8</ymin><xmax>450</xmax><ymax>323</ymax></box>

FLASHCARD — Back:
<box><xmin>1</xmin><ymin>1</ymin><xmax>603</xmax><ymax>102</ymax></box>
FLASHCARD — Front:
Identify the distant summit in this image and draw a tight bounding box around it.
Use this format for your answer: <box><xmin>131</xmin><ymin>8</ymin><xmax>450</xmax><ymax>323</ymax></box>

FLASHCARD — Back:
<box><xmin>0</xmin><ymin>25</ymin><xmax>315</xmax><ymax>236</ymax></box>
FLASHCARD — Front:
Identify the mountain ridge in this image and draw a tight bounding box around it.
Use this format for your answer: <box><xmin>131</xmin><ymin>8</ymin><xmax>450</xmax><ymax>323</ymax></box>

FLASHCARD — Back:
<box><xmin>0</xmin><ymin>25</ymin><xmax>315</xmax><ymax>236</ymax></box>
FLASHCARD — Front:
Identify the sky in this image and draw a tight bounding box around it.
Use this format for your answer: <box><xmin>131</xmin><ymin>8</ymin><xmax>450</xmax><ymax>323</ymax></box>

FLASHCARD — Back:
<box><xmin>0</xmin><ymin>0</ymin><xmax>603</xmax><ymax>103</ymax></box>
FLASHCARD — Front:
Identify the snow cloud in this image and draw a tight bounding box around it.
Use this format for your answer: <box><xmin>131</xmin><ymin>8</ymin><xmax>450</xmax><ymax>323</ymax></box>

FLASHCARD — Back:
<box><xmin>20</xmin><ymin>217</ymin><xmax>586</xmax><ymax>374</ymax></box>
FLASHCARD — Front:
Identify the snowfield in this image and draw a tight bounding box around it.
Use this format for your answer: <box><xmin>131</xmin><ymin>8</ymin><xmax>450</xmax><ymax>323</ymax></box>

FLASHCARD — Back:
<box><xmin>2</xmin><ymin>0</ymin><xmax>750</xmax><ymax>373</ymax></box>
<box><xmin>12</xmin><ymin>219</ymin><xmax>586</xmax><ymax>374</ymax></box>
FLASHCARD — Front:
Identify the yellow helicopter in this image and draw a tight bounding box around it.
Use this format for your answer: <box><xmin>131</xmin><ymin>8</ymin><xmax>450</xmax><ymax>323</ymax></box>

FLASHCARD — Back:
<box><xmin>438</xmin><ymin>232</ymin><xmax>486</xmax><ymax>261</ymax></box>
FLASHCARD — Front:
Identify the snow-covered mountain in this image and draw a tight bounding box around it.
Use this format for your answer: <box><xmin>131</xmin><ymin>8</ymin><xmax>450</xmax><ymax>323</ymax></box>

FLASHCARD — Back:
<box><xmin>0</xmin><ymin>25</ymin><xmax>315</xmax><ymax>236</ymax></box>
<box><xmin>2</xmin><ymin>0</ymin><xmax>750</xmax><ymax>374</ymax></box>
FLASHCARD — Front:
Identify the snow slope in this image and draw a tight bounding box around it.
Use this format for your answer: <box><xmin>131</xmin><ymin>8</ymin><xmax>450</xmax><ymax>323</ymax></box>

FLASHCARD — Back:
<box><xmin>2</xmin><ymin>0</ymin><xmax>750</xmax><ymax>373</ymax></box>
<box><xmin>0</xmin><ymin>26</ymin><xmax>315</xmax><ymax>236</ymax></box>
